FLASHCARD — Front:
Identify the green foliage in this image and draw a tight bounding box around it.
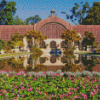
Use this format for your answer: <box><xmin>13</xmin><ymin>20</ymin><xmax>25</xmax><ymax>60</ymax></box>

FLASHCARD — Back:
<box><xmin>61</xmin><ymin>2</ymin><xmax>90</xmax><ymax>25</ymax></box>
<box><xmin>25</xmin><ymin>15</ymin><xmax>41</xmax><ymax>25</ymax></box>
<box><xmin>0</xmin><ymin>0</ymin><xmax>7</xmax><ymax>25</ymax></box>
<box><xmin>30</xmin><ymin>46</ymin><xmax>43</xmax><ymax>59</ymax></box>
<box><xmin>0</xmin><ymin>39</ymin><xmax>6</xmax><ymax>50</ymax></box>
<box><xmin>4</xmin><ymin>1</ymin><xmax>16</xmax><ymax>25</ymax></box>
<box><xmin>8</xmin><ymin>33</ymin><xmax>24</xmax><ymax>48</ymax></box>
<box><xmin>4</xmin><ymin>46</ymin><xmax>12</xmax><ymax>53</ymax></box>
<box><xmin>13</xmin><ymin>15</ymin><xmax>26</xmax><ymax>25</ymax></box>
<box><xmin>11</xmin><ymin>33</ymin><xmax>24</xmax><ymax>42</ymax></box>
<box><xmin>83</xmin><ymin>2</ymin><xmax>100</xmax><ymax>25</ymax></box>
<box><xmin>82</xmin><ymin>30</ymin><xmax>99</xmax><ymax>48</ymax></box>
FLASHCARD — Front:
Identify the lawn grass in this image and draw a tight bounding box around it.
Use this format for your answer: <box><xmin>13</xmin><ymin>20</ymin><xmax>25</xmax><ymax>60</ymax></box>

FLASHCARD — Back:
<box><xmin>0</xmin><ymin>52</ymin><xmax>32</xmax><ymax>58</ymax></box>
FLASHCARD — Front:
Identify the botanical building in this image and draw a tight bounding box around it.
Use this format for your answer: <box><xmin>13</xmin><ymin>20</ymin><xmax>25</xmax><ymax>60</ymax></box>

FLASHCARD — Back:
<box><xmin>0</xmin><ymin>13</ymin><xmax>100</xmax><ymax>52</ymax></box>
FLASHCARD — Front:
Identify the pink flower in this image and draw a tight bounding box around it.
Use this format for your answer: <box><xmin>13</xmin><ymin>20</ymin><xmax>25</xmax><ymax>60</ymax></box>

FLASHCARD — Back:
<box><xmin>77</xmin><ymin>87</ymin><xmax>80</xmax><ymax>89</ymax></box>
<box><xmin>74</xmin><ymin>88</ymin><xmax>77</xmax><ymax>91</ymax></box>
<box><xmin>18</xmin><ymin>90</ymin><xmax>20</xmax><ymax>92</ymax></box>
<box><xmin>34</xmin><ymin>78</ymin><xmax>37</xmax><ymax>80</ymax></box>
<box><xmin>13</xmin><ymin>93</ymin><xmax>15</xmax><ymax>95</ymax></box>
<box><xmin>84</xmin><ymin>94</ymin><xmax>88</xmax><ymax>99</ymax></box>
<box><xmin>22</xmin><ymin>95</ymin><xmax>24</xmax><ymax>97</ymax></box>
<box><xmin>74</xmin><ymin>95</ymin><xmax>78</xmax><ymax>98</ymax></box>
<box><xmin>87</xmin><ymin>79</ymin><xmax>89</xmax><ymax>82</ymax></box>
<box><xmin>68</xmin><ymin>75</ymin><xmax>70</xmax><ymax>77</ymax></box>
<box><xmin>26</xmin><ymin>83</ymin><xmax>29</xmax><ymax>86</ymax></box>
<box><xmin>93</xmin><ymin>73</ymin><xmax>96</xmax><ymax>75</ymax></box>
<box><xmin>69</xmin><ymin>88</ymin><xmax>72</xmax><ymax>90</ymax></box>
<box><xmin>0</xmin><ymin>93</ymin><xmax>3</xmax><ymax>96</ymax></box>
<box><xmin>93</xmin><ymin>89</ymin><xmax>97</xmax><ymax>92</ymax></box>
<box><xmin>86</xmin><ymin>72</ymin><xmax>88</xmax><ymax>74</ymax></box>
<box><xmin>38</xmin><ymin>91</ymin><xmax>42</xmax><ymax>95</ymax></box>
<box><xmin>83</xmin><ymin>78</ymin><xmax>85</xmax><ymax>81</ymax></box>
<box><xmin>52</xmin><ymin>76</ymin><xmax>54</xmax><ymax>78</ymax></box>
<box><xmin>97</xmin><ymin>88</ymin><xmax>99</xmax><ymax>91</ymax></box>
<box><xmin>60</xmin><ymin>94</ymin><xmax>63</xmax><ymax>98</ymax></box>
<box><xmin>35</xmin><ymin>73</ymin><xmax>37</xmax><ymax>75</ymax></box>
<box><xmin>96</xmin><ymin>84</ymin><xmax>99</xmax><ymax>88</ymax></box>
<box><xmin>40</xmin><ymin>79</ymin><xmax>42</xmax><ymax>82</ymax></box>
<box><xmin>91</xmin><ymin>92</ymin><xmax>95</xmax><ymax>96</ymax></box>
<box><xmin>14</xmin><ymin>85</ymin><xmax>18</xmax><ymax>88</ymax></box>
<box><xmin>55</xmin><ymin>94</ymin><xmax>57</xmax><ymax>97</ymax></box>
<box><xmin>80</xmin><ymin>93</ymin><xmax>84</xmax><ymax>97</ymax></box>
<box><xmin>71</xmin><ymin>80</ymin><xmax>74</xmax><ymax>82</ymax></box>
<box><xmin>68</xmin><ymin>92</ymin><xmax>72</xmax><ymax>95</ymax></box>
<box><xmin>17</xmin><ymin>94</ymin><xmax>20</xmax><ymax>97</ymax></box>
<box><xmin>29</xmin><ymin>87</ymin><xmax>32</xmax><ymax>91</ymax></box>
<box><xmin>83</xmin><ymin>86</ymin><xmax>86</xmax><ymax>89</ymax></box>
<box><xmin>74</xmin><ymin>75</ymin><xmax>76</xmax><ymax>77</ymax></box>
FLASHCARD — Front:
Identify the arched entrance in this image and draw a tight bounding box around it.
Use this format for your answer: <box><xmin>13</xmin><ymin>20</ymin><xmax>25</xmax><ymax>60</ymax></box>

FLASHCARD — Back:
<box><xmin>50</xmin><ymin>41</ymin><xmax>56</xmax><ymax>48</ymax></box>
<box><xmin>50</xmin><ymin>55</ymin><xmax>56</xmax><ymax>63</ymax></box>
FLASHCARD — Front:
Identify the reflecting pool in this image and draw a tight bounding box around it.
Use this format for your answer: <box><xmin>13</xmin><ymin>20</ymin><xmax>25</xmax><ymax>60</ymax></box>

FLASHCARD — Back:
<box><xmin>0</xmin><ymin>53</ymin><xmax>100</xmax><ymax>73</ymax></box>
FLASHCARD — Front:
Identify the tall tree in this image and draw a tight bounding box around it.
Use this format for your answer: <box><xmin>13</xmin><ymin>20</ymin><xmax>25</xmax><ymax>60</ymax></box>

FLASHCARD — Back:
<box><xmin>0</xmin><ymin>39</ymin><xmax>6</xmax><ymax>50</ymax></box>
<box><xmin>0</xmin><ymin>0</ymin><xmax>7</xmax><ymax>25</ymax></box>
<box><xmin>13</xmin><ymin>15</ymin><xmax>27</xmax><ymax>25</ymax></box>
<box><xmin>61</xmin><ymin>2</ymin><xmax>90</xmax><ymax>25</ymax></box>
<box><xmin>61</xmin><ymin>29</ymin><xmax>82</xmax><ymax>49</ymax></box>
<box><xmin>82</xmin><ymin>2</ymin><xmax>100</xmax><ymax>25</ymax></box>
<box><xmin>25</xmin><ymin>30</ymin><xmax>47</xmax><ymax>49</ymax></box>
<box><xmin>4</xmin><ymin>1</ymin><xmax>16</xmax><ymax>25</ymax></box>
<box><xmin>25</xmin><ymin>15</ymin><xmax>41</xmax><ymax>25</ymax></box>
<box><xmin>82</xmin><ymin>30</ymin><xmax>99</xmax><ymax>49</ymax></box>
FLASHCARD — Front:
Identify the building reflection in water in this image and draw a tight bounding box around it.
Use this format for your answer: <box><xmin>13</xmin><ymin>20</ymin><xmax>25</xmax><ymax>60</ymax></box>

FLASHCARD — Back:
<box><xmin>0</xmin><ymin>53</ymin><xmax>100</xmax><ymax>73</ymax></box>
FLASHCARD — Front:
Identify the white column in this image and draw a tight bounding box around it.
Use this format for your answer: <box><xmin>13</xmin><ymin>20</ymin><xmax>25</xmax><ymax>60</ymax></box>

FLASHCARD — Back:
<box><xmin>32</xmin><ymin>37</ymin><xmax>34</xmax><ymax>47</ymax></box>
<box><xmin>23</xmin><ymin>55</ymin><xmax>29</xmax><ymax>69</ymax></box>
<box><xmin>1</xmin><ymin>49</ymin><xmax>4</xmax><ymax>54</ymax></box>
<box><xmin>15</xmin><ymin>46</ymin><xmax>19</xmax><ymax>53</ymax></box>
<box><xmin>23</xmin><ymin>37</ymin><xmax>28</xmax><ymax>51</ymax></box>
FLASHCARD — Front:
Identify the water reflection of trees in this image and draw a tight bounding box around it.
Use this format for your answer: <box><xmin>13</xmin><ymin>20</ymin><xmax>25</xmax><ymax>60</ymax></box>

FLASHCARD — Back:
<box><xmin>81</xmin><ymin>55</ymin><xmax>98</xmax><ymax>71</ymax></box>
<box><xmin>61</xmin><ymin>48</ymin><xmax>82</xmax><ymax>72</ymax></box>
<box><xmin>0</xmin><ymin>59</ymin><xmax>7</xmax><ymax>69</ymax></box>
<box><xmin>25</xmin><ymin>56</ymin><xmax>47</xmax><ymax>72</ymax></box>
<box><xmin>7</xmin><ymin>57</ymin><xmax>25</xmax><ymax>72</ymax></box>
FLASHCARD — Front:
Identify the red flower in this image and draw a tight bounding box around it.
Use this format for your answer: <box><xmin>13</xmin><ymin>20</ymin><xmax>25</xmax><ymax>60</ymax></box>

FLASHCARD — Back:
<box><xmin>44</xmin><ymin>91</ymin><xmax>47</xmax><ymax>94</ymax></box>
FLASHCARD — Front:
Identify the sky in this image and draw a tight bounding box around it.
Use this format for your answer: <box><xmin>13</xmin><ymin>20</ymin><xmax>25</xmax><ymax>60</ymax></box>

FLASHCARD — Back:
<box><xmin>3</xmin><ymin>0</ymin><xmax>100</xmax><ymax>25</ymax></box>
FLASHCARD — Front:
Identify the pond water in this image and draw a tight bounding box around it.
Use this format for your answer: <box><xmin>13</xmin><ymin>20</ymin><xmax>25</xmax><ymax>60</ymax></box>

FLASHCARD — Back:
<box><xmin>0</xmin><ymin>52</ymin><xmax>100</xmax><ymax>73</ymax></box>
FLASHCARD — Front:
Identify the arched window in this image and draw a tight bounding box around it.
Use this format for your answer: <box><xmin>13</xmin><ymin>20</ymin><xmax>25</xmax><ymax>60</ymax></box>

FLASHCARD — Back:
<box><xmin>50</xmin><ymin>41</ymin><xmax>56</xmax><ymax>48</ymax></box>
<box><xmin>50</xmin><ymin>55</ymin><xmax>56</xmax><ymax>63</ymax></box>
<box><xmin>61</xmin><ymin>56</ymin><xmax>67</xmax><ymax>63</ymax></box>
<box><xmin>61</xmin><ymin>41</ymin><xmax>67</xmax><ymax>48</ymax></box>
<box><xmin>39</xmin><ymin>41</ymin><xmax>46</xmax><ymax>48</ymax></box>
<box><xmin>39</xmin><ymin>57</ymin><xmax>46</xmax><ymax>63</ymax></box>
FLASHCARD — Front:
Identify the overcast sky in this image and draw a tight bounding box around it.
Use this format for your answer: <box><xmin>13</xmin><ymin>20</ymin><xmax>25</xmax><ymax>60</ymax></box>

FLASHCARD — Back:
<box><xmin>3</xmin><ymin>0</ymin><xmax>100</xmax><ymax>25</ymax></box>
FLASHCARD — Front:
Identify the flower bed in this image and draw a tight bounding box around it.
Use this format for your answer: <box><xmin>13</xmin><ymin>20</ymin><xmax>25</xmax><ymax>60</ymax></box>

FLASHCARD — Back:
<box><xmin>0</xmin><ymin>70</ymin><xmax>100</xmax><ymax>100</ymax></box>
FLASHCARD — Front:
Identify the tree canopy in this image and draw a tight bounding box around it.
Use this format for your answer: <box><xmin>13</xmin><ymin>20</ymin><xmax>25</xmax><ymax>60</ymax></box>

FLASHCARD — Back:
<box><xmin>25</xmin><ymin>15</ymin><xmax>41</xmax><ymax>25</ymax></box>
<box><xmin>25</xmin><ymin>30</ymin><xmax>47</xmax><ymax>48</ymax></box>
<box><xmin>7</xmin><ymin>33</ymin><xmax>24</xmax><ymax>48</ymax></box>
<box><xmin>13</xmin><ymin>15</ymin><xmax>27</xmax><ymax>25</ymax></box>
<box><xmin>61</xmin><ymin>2</ymin><xmax>90</xmax><ymax>25</ymax></box>
<box><xmin>0</xmin><ymin>0</ymin><xmax>7</xmax><ymax>25</ymax></box>
<box><xmin>82</xmin><ymin>2</ymin><xmax>100</xmax><ymax>25</ymax></box>
<box><xmin>61</xmin><ymin>29</ymin><xmax>82</xmax><ymax>43</ymax></box>
<box><xmin>0</xmin><ymin>39</ymin><xmax>6</xmax><ymax>50</ymax></box>
<box><xmin>82</xmin><ymin>30</ymin><xmax>99</xmax><ymax>48</ymax></box>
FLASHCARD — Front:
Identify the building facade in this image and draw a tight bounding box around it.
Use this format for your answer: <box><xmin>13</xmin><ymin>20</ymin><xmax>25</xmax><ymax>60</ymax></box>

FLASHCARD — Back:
<box><xmin>0</xmin><ymin>15</ymin><xmax>100</xmax><ymax>52</ymax></box>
